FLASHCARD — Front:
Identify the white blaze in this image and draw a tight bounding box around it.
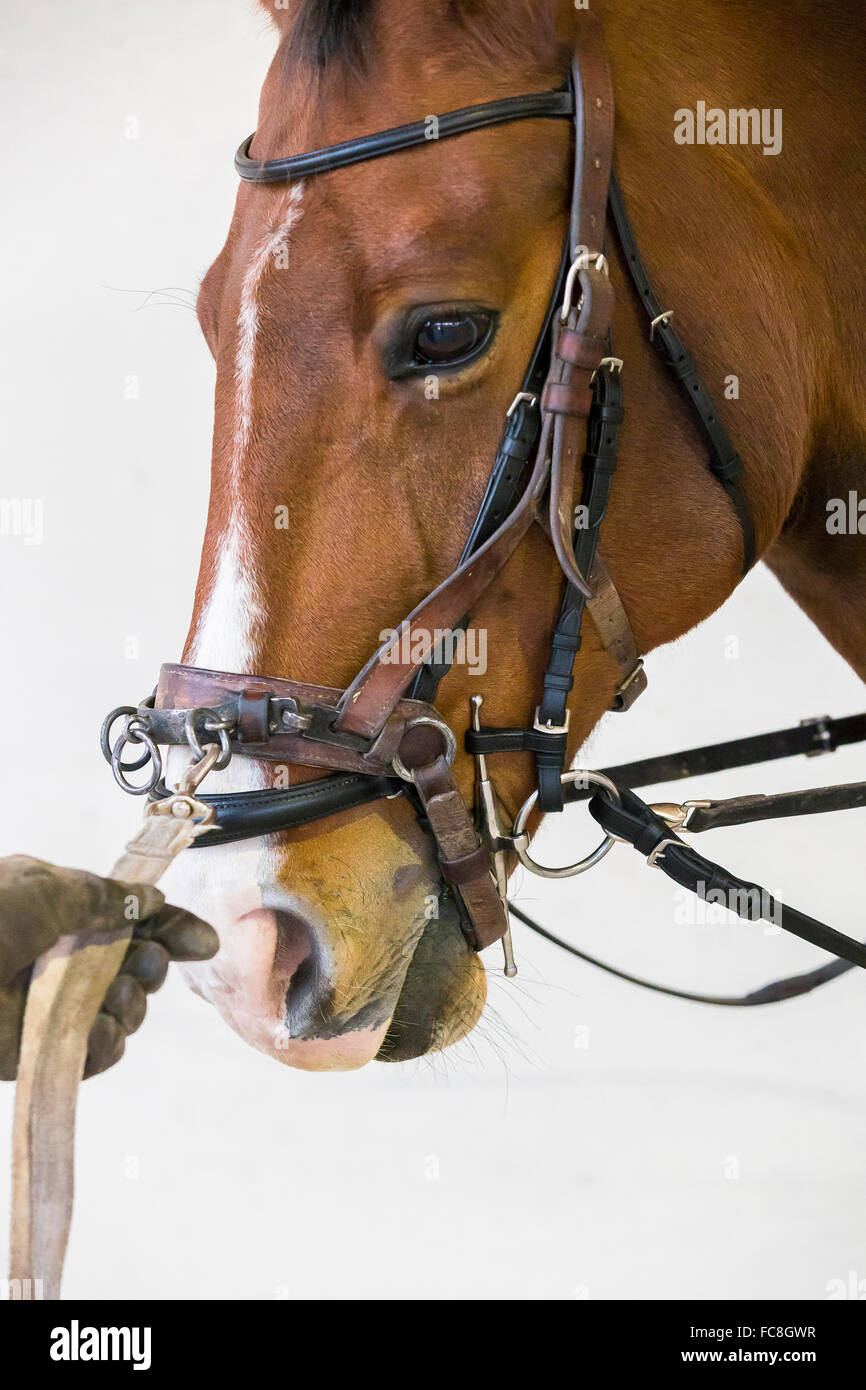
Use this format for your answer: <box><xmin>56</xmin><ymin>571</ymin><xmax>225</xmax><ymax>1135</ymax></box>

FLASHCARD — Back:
<box><xmin>191</xmin><ymin>183</ymin><xmax>305</xmax><ymax>676</ymax></box>
<box><xmin>164</xmin><ymin>186</ymin><xmax>306</xmax><ymax>984</ymax></box>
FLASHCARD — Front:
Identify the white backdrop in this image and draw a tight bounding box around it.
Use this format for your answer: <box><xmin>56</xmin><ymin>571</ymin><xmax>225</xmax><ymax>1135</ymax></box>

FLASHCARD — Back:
<box><xmin>1</xmin><ymin>0</ymin><xmax>865</xmax><ymax>1301</ymax></box>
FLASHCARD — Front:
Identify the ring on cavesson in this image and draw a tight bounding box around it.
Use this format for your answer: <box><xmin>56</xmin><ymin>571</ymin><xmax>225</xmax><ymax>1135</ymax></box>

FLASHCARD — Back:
<box><xmin>110</xmin><ymin>724</ymin><xmax>162</xmax><ymax>796</ymax></box>
<box><xmin>100</xmin><ymin>706</ymin><xmax>152</xmax><ymax>774</ymax></box>
<box><xmin>392</xmin><ymin>717</ymin><xmax>458</xmax><ymax>783</ymax></box>
<box><xmin>511</xmin><ymin>770</ymin><xmax>622</xmax><ymax>879</ymax></box>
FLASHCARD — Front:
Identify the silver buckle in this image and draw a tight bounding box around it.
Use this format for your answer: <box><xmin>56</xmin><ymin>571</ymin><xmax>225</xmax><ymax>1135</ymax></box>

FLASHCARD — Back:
<box><xmin>533</xmin><ymin>707</ymin><xmax>570</xmax><ymax>736</ymax></box>
<box><xmin>649</xmin><ymin>310</ymin><xmax>674</xmax><ymax>341</ymax></box>
<box><xmin>801</xmin><ymin>715</ymin><xmax>834</xmax><ymax>757</ymax></box>
<box><xmin>592</xmin><ymin>356</ymin><xmax>624</xmax><ymax>382</ymax></box>
<box><xmin>560</xmin><ymin>248</ymin><xmax>609</xmax><ymax>322</ymax></box>
<box><xmin>647</xmin><ymin>837</ymin><xmax>678</xmax><ymax>869</ymax></box>
<box><xmin>507</xmin><ymin>391</ymin><xmax>538</xmax><ymax>418</ymax></box>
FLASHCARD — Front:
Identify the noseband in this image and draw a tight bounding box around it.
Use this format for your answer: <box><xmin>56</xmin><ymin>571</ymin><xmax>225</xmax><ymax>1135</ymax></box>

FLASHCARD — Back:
<box><xmin>103</xmin><ymin>13</ymin><xmax>866</xmax><ymax>1006</ymax></box>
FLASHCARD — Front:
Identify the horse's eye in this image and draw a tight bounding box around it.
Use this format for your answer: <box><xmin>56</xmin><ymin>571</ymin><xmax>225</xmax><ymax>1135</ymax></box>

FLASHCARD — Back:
<box><xmin>412</xmin><ymin>311</ymin><xmax>494</xmax><ymax>367</ymax></box>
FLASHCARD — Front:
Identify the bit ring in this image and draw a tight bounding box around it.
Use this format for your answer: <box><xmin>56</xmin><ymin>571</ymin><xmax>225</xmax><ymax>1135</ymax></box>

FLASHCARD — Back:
<box><xmin>511</xmin><ymin>770</ymin><xmax>622</xmax><ymax>879</ymax></box>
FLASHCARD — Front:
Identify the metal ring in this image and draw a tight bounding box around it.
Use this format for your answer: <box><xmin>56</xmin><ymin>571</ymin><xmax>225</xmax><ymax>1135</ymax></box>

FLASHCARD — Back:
<box><xmin>511</xmin><ymin>770</ymin><xmax>622</xmax><ymax>879</ymax></box>
<box><xmin>392</xmin><ymin>717</ymin><xmax>458</xmax><ymax>783</ymax></box>
<box><xmin>183</xmin><ymin>708</ymin><xmax>233</xmax><ymax>771</ymax></box>
<box><xmin>100</xmin><ymin>706</ymin><xmax>152</xmax><ymax>773</ymax></box>
<box><xmin>110</xmin><ymin>726</ymin><xmax>162</xmax><ymax>796</ymax></box>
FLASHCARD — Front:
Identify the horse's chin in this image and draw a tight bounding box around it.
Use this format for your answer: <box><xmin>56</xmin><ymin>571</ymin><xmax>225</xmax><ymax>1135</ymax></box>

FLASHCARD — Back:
<box><xmin>375</xmin><ymin>895</ymin><xmax>488</xmax><ymax>1063</ymax></box>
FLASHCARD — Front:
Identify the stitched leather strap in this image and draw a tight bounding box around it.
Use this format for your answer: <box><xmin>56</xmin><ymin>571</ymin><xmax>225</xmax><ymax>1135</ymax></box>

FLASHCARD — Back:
<box><xmin>411</xmin><ymin>756</ymin><xmax>507</xmax><ymax>950</ymax></box>
<box><xmin>608</xmin><ymin>170</ymin><xmax>756</xmax><ymax>574</ymax></box>
<box><xmin>681</xmin><ymin>781</ymin><xmax>866</xmax><ymax>833</ymax></box>
<box><xmin>336</xmin><ymin>14</ymin><xmax>617</xmax><ymax>743</ymax></box>
<box><xmin>236</xmin><ymin>90</ymin><xmax>574</xmax><ymax>183</ymax></box>
<box><xmin>589</xmin><ymin>786</ymin><xmax>866</xmax><ymax>970</ymax></box>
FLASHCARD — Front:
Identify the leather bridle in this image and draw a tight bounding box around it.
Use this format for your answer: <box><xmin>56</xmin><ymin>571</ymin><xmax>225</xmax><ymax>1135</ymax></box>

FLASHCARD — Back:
<box><xmin>102</xmin><ymin>13</ymin><xmax>866</xmax><ymax>1007</ymax></box>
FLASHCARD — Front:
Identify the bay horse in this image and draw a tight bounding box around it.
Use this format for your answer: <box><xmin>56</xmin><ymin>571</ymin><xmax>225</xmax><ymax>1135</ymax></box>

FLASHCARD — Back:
<box><xmin>160</xmin><ymin>0</ymin><xmax>866</xmax><ymax>1068</ymax></box>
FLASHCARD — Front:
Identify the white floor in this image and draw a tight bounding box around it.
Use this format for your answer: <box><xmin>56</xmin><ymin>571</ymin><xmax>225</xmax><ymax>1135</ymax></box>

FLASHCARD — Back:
<box><xmin>1</xmin><ymin>1</ymin><xmax>865</xmax><ymax>1301</ymax></box>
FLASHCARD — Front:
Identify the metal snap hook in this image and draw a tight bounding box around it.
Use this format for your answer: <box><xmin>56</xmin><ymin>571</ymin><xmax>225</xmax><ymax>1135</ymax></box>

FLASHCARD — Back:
<box><xmin>511</xmin><ymin>770</ymin><xmax>622</xmax><ymax>879</ymax></box>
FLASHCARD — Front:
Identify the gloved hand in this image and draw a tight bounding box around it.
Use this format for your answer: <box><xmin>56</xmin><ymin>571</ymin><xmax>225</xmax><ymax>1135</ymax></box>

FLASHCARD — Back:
<box><xmin>0</xmin><ymin>855</ymin><xmax>217</xmax><ymax>1080</ymax></box>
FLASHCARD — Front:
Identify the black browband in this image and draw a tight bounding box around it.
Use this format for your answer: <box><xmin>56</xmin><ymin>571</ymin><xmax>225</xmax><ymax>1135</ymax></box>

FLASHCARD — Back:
<box><xmin>235</xmin><ymin>89</ymin><xmax>574</xmax><ymax>183</ymax></box>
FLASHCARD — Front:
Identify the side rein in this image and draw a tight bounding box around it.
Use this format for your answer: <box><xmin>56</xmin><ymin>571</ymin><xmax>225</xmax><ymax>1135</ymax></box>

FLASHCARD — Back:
<box><xmin>102</xmin><ymin>13</ymin><xmax>866</xmax><ymax>1005</ymax></box>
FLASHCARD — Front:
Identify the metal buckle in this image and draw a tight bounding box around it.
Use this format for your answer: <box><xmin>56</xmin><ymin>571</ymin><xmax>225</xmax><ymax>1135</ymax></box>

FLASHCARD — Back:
<box><xmin>591</xmin><ymin>356</ymin><xmax>624</xmax><ymax>383</ymax></box>
<box><xmin>507</xmin><ymin>391</ymin><xmax>538</xmax><ymax>418</ymax></box>
<box><xmin>533</xmin><ymin>707</ymin><xmax>570</xmax><ymax>737</ymax></box>
<box><xmin>560</xmin><ymin>248</ymin><xmax>609</xmax><ymax>322</ymax></box>
<box><xmin>612</xmin><ymin>659</ymin><xmax>646</xmax><ymax>711</ymax></box>
<box><xmin>647</xmin><ymin>837</ymin><xmax>678</xmax><ymax>869</ymax></box>
<box><xmin>801</xmin><ymin>715</ymin><xmax>834</xmax><ymax>757</ymax></box>
<box><xmin>649</xmin><ymin>310</ymin><xmax>674</xmax><ymax>341</ymax></box>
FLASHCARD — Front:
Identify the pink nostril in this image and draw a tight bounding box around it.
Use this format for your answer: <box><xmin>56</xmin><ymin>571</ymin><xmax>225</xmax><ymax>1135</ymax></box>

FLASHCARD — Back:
<box><xmin>272</xmin><ymin>909</ymin><xmax>316</xmax><ymax>981</ymax></box>
<box><xmin>271</xmin><ymin>909</ymin><xmax>329</xmax><ymax>1036</ymax></box>
<box><xmin>235</xmin><ymin>906</ymin><xmax>327</xmax><ymax>1033</ymax></box>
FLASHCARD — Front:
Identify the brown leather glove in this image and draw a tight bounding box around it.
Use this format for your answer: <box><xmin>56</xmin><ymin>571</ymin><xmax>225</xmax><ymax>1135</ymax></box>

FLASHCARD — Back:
<box><xmin>0</xmin><ymin>855</ymin><xmax>218</xmax><ymax>1081</ymax></box>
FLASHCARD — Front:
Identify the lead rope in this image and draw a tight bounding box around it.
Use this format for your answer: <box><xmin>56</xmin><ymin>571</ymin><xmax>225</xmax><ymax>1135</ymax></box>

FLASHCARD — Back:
<box><xmin>10</xmin><ymin>753</ymin><xmax>218</xmax><ymax>1300</ymax></box>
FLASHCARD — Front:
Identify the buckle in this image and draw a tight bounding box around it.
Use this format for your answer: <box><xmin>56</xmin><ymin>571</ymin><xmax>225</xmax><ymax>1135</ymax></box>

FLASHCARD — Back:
<box><xmin>533</xmin><ymin>707</ymin><xmax>570</xmax><ymax>736</ymax></box>
<box><xmin>801</xmin><ymin>715</ymin><xmax>835</xmax><ymax>757</ymax></box>
<box><xmin>560</xmin><ymin>248</ymin><xmax>609</xmax><ymax>321</ymax></box>
<box><xmin>506</xmin><ymin>391</ymin><xmax>538</xmax><ymax>418</ymax></box>
<box><xmin>591</xmin><ymin>356</ymin><xmax>624</xmax><ymax>383</ymax></box>
<box><xmin>647</xmin><ymin>837</ymin><xmax>678</xmax><ymax>869</ymax></box>
<box><xmin>611</xmin><ymin>660</ymin><xmax>646</xmax><ymax>712</ymax></box>
<box><xmin>649</xmin><ymin>310</ymin><xmax>674</xmax><ymax>342</ymax></box>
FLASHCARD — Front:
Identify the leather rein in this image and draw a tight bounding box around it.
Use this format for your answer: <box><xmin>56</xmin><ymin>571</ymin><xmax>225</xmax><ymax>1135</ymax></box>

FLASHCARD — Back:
<box><xmin>102</xmin><ymin>13</ymin><xmax>866</xmax><ymax>1006</ymax></box>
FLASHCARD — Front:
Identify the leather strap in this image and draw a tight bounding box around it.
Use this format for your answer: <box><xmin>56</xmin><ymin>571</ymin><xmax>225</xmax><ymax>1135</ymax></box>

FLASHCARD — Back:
<box><xmin>410</xmin><ymin>756</ymin><xmax>507</xmax><ymax>950</ymax></box>
<box><xmin>681</xmin><ymin>781</ymin><xmax>866</xmax><ymax>833</ymax></box>
<box><xmin>161</xmin><ymin>773</ymin><xmax>404</xmax><ymax>848</ymax></box>
<box><xmin>608</xmin><ymin>171</ymin><xmax>756</xmax><ymax>574</ymax></box>
<box><xmin>336</xmin><ymin>12</ymin><xmax>617</xmax><ymax>743</ymax></box>
<box><xmin>236</xmin><ymin>90</ymin><xmax>574</xmax><ymax>183</ymax></box>
<box><xmin>558</xmin><ymin>712</ymin><xmax>866</xmax><ymax>800</ymax></box>
<box><xmin>11</xmin><ymin>805</ymin><xmax>213</xmax><ymax>1301</ymax></box>
<box><xmin>546</xmin><ymin>273</ymin><xmax>615</xmax><ymax>597</ymax></box>
<box><xmin>585</xmin><ymin>552</ymin><xmax>647</xmax><ymax>710</ymax></box>
<box><xmin>589</xmin><ymin>786</ymin><xmax>866</xmax><ymax>970</ymax></box>
<box><xmin>535</xmin><ymin>363</ymin><xmax>631</xmax><ymax>811</ymax></box>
